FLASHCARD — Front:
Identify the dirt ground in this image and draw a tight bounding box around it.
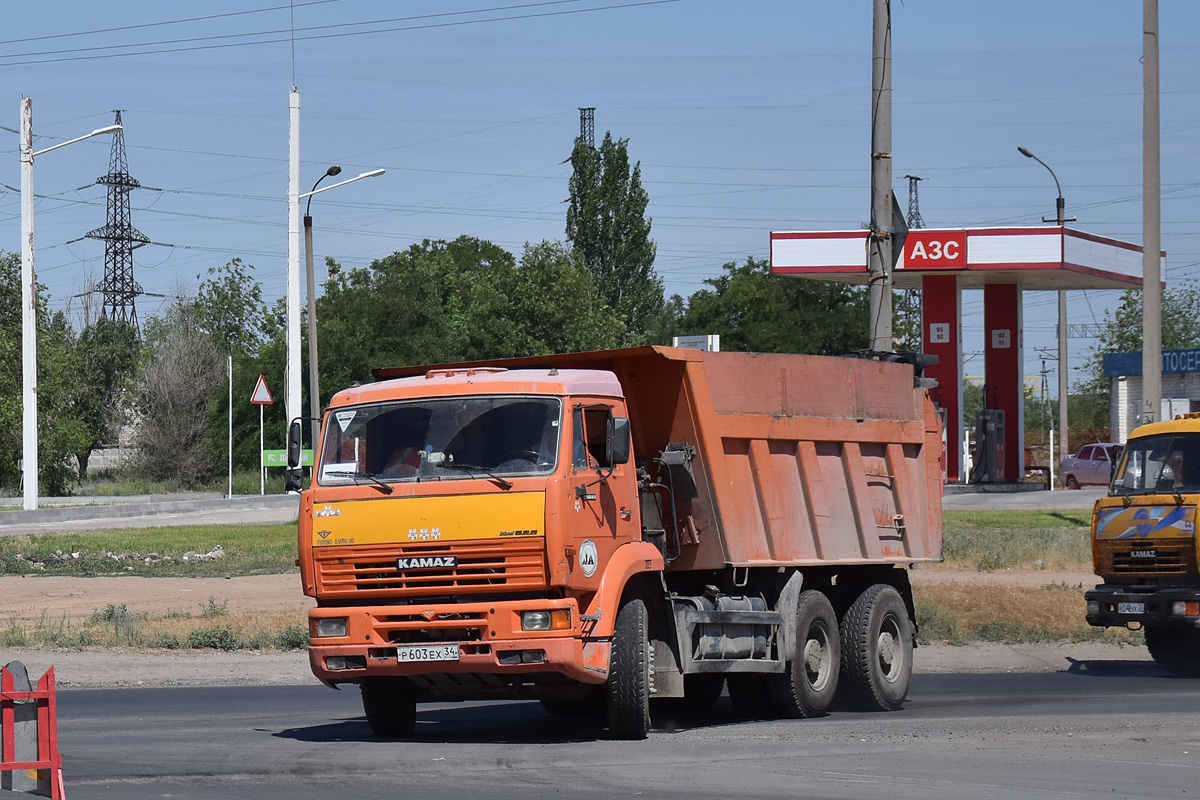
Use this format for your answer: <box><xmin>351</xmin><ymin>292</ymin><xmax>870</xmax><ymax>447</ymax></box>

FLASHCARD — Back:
<box><xmin>0</xmin><ymin>568</ymin><xmax>1153</xmax><ymax>689</ymax></box>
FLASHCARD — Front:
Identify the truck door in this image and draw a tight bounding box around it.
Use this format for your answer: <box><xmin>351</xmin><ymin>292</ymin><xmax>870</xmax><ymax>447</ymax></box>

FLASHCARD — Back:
<box><xmin>568</xmin><ymin>403</ymin><xmax>637</xmax><ymax>586</ymax></box>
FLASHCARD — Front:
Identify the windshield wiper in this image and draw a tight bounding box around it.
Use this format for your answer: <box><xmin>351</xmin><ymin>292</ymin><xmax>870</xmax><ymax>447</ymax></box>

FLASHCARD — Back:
<box><xmin>324</xmin><ymin>470</ymin><xmax>394</xmax><ymax>495</ymax></box>
<box><xmin>436</xmin><ymin>462</ymin><xmax>513</xmax><ymax>490</ymax></box>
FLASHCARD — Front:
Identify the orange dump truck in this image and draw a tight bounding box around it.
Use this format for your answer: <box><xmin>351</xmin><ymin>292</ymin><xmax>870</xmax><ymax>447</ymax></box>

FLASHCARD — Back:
<box><xmin>289</xmin><ymin>347</ymin><xmax>943</xmax><ymax>738</ymax></box>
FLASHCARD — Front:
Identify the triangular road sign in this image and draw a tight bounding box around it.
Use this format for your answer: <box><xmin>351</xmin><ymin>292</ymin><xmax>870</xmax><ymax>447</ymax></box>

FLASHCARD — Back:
<box><xmin>250</xmin><ymin>375</ymin><xmax>274</xmax><ymax>405</ymax></box>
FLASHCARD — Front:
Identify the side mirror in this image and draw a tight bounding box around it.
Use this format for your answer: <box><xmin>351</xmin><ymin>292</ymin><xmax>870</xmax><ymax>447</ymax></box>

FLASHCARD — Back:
<box><xmin>285</xmin><ymin>420</ymin><xmax>303</xmax><ymax>493</ymax></box>
<box><xmin>287</xmin><ymin>420</ymin><xmax>303</xmax><ymax>469</ymax></box>
<box><xmin>606</xmin><ymin>416</ymin><xmax>632</xmax><ymax>465</ymax></box>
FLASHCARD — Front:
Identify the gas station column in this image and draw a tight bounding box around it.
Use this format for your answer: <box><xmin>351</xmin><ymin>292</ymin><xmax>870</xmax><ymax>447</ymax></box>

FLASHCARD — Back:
<box><xmin>921</xmin><ymin>274</ymin><xmax>962</xmax><ymax>482</ymax></box>
<box><xmin>982</xmin><ymin>283</ymin><xmax>1024</xmax><ymax>482</ymax></box>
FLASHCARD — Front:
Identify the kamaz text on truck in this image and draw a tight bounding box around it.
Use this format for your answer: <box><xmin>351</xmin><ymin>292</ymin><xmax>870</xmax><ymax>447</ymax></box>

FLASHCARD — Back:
<box><xmin>288</xmin><ymin>347</ymin><xmax>943</xmax><ymax>738</ymax></box>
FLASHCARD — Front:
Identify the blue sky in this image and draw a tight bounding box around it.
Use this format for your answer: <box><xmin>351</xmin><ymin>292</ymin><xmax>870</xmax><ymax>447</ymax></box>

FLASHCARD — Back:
<box><xmin>2</xmin><ymin>1</ymin><xmax>1198</xmax><ymax>392</ymax></box>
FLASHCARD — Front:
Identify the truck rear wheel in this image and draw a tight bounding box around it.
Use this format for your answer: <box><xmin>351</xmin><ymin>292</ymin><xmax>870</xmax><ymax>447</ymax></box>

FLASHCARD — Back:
<box><xmin>1145</xmin><ymin>626</ymin><xmax>1200</xmax><ymax>677</ymax></box>
<box><xmin>608</xmin><ymin>598</ymin><xmax>652</xmax><ymax>739</ymax></box>
<box><xmin>361</xmin><ymin>677</ymin><xmax>417</xmax><ymax>738</ymax></box>
<box><xmin>840</xmin><ymin>584</ymin><xmax>913</xmax><ymax>711</ymax></box>
<box><xmin>768</xmin><ymin>589</ymin><xmax>840</xmax><ymax>718</ymax></box>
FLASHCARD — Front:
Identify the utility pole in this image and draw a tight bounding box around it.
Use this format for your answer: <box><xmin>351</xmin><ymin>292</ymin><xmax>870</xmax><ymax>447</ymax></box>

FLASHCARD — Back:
<box><xmin>868</xmin><ymin>0</ymin><xmax>894</xmax><ymax>352</ymax></box>
<box><xmin>286</xmin><ymin>87</ymin><xmax>302</xmax><ymax>490</ymax></box>
<box><xmin>1142</xmin><ymin>0</ymin><xmax>1162</xmax><ymax>425</ymax></box>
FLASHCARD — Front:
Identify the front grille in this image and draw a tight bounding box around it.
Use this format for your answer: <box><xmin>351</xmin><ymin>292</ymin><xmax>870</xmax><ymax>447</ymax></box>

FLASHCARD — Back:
<box><xmin>380</xmin><ymin>610</ymin><xmax>489</xmax><ymax>644</ymax></box>
<box><xmin>314</xmin><ymin>538</ymin><xmax>548</xmax><ymax>598</ymax></box>
<box><xmin>1105</xmin><ymin>541</ymin><xmax>1195</xmax><ymax>576</ymax></box>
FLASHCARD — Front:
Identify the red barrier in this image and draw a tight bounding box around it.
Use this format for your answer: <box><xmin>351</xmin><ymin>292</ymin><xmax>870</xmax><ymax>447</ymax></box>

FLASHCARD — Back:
<box><xmin>1</xmin><ymin>664</ymin><xmax>64</xmax><ymax>799</ymax></box>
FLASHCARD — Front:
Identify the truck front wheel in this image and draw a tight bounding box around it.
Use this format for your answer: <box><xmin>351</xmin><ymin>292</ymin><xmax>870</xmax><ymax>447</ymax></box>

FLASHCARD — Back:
<box><xmin>1145</xmin><ymin>626</ymin><xmax>1200</xmax><ymax>677</ymax></box>
<box><xmin>608</xmin><ymin>598</ymin><xmax>652</xmax><ymax>739</ymax></box>
<box><xmin>768</xmin><ymin>589</ymin><xmax>840</xmax><ymax>718</ymax></box>
<box><xmin>840</xmin><ymin>584</ymin><xmax>913</xmax><ymax>711</ymax></box>
<box><xmin>361</xmin><ymin>677</ymin><xmax>417</xmax><ymax>738</ymax></box>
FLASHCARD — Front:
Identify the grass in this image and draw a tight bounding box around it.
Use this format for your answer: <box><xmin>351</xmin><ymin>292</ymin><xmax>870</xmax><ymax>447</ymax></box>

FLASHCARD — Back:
<box><xmin>915</xmin><ymin>582</ymin><xmax>1142</xmax><ymax>647</ymax></box>
<box><xmin>0</xmin><ymin>524</ymin><xmax>298</xmax><ymax>577</ymax></box>
<box><xmin>23</xmin><ymin>468</ymin><xmax>291</xmax><ymax>499</ymax></box>
<box><xmin>0</xmin><ymin>600</ymin><xmax>308</xmax><ymax>652</ymax></box>
<box><xmin>939</xmin><ymin>509</ymin><xmax>1093</xmax><ymax>572</ymax></box>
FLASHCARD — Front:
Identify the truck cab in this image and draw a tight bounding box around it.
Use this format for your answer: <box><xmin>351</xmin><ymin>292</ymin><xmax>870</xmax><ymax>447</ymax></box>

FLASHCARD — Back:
<box><xmin>1085</xmin><ymin>414</ymin><xmax>1200</xmax><ymax>676</ymax></box>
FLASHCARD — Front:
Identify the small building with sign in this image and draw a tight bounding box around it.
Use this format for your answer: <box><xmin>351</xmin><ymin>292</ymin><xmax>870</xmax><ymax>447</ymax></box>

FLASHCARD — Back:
<box><xmin>771</xmin><ymin>225</ymin><xmax>1161</xmax><ymax>484</ymax></box>
<box><xmin>1103</xmin><ymin>349</ymin><xmax>1200</xmax><ymax>441</ymax></box>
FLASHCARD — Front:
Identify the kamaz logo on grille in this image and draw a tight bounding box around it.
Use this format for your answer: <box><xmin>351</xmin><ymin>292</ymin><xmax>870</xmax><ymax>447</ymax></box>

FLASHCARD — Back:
<box><xmin>397</xmin><ymin>556</ymin><xmax>458</xmax><ymax>570</ymax></box>
<box><xmin>1130</xmin><ymin>549</ymin><xmax>1157</xmax><ymax>559</ymax></box>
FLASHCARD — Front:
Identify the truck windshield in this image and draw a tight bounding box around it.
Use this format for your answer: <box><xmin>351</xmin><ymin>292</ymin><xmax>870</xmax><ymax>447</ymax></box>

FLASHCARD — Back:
<box><xmin>1110</xmin><ymin>433</ymin><xmax>1200</xmax><ymax>496</ymax></box>
<box><xmin>317</xmin><ymin>396</ymin><xmax>561</xmax><ymax>485</ymax></box>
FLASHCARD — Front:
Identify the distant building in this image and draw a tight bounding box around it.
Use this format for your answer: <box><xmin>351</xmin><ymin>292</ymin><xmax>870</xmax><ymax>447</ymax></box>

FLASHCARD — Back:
<box><xmin>1103</xmin><ymin>349</ymin><xmax>1200</xmax><ymax>441</ymax></box>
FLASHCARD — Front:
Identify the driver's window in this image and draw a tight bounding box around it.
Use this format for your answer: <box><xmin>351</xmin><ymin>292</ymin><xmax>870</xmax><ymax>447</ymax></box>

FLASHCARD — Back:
<box><xmin>573</xmin><ymin>405</ymin><xmax>612</xmax><ymax>470</ymax></box>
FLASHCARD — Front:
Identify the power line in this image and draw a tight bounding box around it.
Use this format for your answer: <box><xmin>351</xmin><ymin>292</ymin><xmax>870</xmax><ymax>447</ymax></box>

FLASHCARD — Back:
<box><xmin>0</xmin><ymin>1</ymin><xmax>680</xmax><ymax>66</ymax></box>
<box><xmin>0</xmin><ymin>1</ymin><xmax>338</xmax><ymax>46</ymax></box>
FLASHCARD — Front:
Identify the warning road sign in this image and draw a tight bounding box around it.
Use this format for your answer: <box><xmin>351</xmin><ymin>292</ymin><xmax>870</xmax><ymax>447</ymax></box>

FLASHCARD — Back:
<box><xmin>250</xmin><ymin>375</ymin><xmax>273</xmax><ymax>405</ymax></box>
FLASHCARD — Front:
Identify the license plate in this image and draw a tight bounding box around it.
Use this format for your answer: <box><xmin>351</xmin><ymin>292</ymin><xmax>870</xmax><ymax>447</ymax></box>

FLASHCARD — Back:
<box><xmin>1118</xmin><ymin>602</ymin><xmax>1145</xmax><ymax>615</ymax></box>
<box><xmin>396</xmin><ymin>644</ymin><xmax>460</xmax><ymax>663</ymax></box>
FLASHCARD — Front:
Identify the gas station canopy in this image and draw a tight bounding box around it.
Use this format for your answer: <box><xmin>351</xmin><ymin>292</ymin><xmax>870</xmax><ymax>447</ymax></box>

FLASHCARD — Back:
<box><xmin>769</xmin><ymin>226</ymin><xmax>1158</xmax><ymax>291</ymax></box>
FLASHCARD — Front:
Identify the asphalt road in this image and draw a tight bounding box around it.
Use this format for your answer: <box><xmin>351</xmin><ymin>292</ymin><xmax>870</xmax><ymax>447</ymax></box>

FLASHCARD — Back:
<box><xmin>59</xmin><ymin>667</ymin><xmax>1199</xmax><ymax>800</ymax></box>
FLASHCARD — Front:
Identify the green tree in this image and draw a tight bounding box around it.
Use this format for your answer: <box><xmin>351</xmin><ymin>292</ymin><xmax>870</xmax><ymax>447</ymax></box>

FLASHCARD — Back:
<box><xmin>566</xmin><ymin>132</ymin><xmax>663</xmax><ymax>343</ymax></box>
<box><xmin>69</xmin><ymin>319</ymin><xmax>141</xmax><ymax>480</ymax></box>
<box><xmin>1080</xmin><ymin>281</ymin><xmax>1200</xmax><ymax>431</ymax></box>
<box><xmin>673</xmin><ymin>256</ymin><xmax>869</xmax><ymax>354</ymax></box>
<box><xmin>194</xmin><ymin>258</ymin><xmax>267</xmax><ymax>357</ymax></box>
<box><xmin>135</xmin><ymin>303</ymin><xmax>223</xmax><ymax>487</ymax></box>
<box><xmin>0</xmin><ymin>250</ymin><xmax>89</xmax><ymax>495</ymax></box>
<box><xmin>316</xmin><ymin>236</ymin><xmax>625</xmax><ymax>398</ymax></box>
<box><xmin>192</xmin><ymin>259</ymin><xmax>276</xmax><ymax>472</ymax></box>
<box><xmin>503</xmin><ymin>241</ymin><xmax>624</xmax><ymax>354</ymax></box>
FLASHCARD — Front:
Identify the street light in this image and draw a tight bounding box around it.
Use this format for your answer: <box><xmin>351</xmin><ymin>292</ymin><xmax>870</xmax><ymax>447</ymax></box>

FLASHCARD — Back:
<box><xmin>1019</xmin><ymin>145</ymin><xmax>1076</xmax><ymax>490</ymax></box>
<box><xmin>1017</xmin><ymin>146</ymin><xmax>1075</xmax><ymax>227</ymax></box>
<box><xmin>20</xmin><ymin>95</ymin><xmax>121</xmax><ymax>510</ymax></box>
<box><xmin>298</xmin><ymin>166</ymin><xmax>385</xmax><ymax>464</ymax></box>
<box><xmin>302</xmin><ymin>165</ymin><xmax>342</xmax><ymax>453</ymax></box>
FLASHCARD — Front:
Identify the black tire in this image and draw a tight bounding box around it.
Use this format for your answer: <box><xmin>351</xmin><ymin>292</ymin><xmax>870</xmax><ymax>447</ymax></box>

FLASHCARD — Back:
<box><xmin>727</xmin><ymin>675</ymin><xmax>773</xmax><ymax>719</ymax></box>
<box><xmin>839</xmin><ymin>584</ymin><xmax>913</xmax><ymax>711</ymax></box>
<box><xmin>1065</xmin><ymin>475</ymin><xmax>1080</xmax><ymax>490</ymax></box>
<box><xmin>608</xmin><ymin>599</ymin><xmax>652</xmax><ymax>739</ymax></box>
<box><xmin>768</xmin><ymin>589</ymin><xmax>840</xmax><ymax>718</ymax></box>
<box><xmin>361</xmin><ymin>677</ymin><xmax>417</xmax><ymax>738</ymax></box>
<box><xmin>1145</xmin><ymin>626</ymin><xmax>1200</xmax><ymax>677</ymax></box>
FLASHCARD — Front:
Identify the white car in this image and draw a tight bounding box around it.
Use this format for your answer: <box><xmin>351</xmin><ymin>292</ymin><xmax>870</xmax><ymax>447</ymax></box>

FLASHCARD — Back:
<box><xmin>1060</xmin><ymin>443</ymin><xmax>1123</xmax><ymax>489</ymax></box>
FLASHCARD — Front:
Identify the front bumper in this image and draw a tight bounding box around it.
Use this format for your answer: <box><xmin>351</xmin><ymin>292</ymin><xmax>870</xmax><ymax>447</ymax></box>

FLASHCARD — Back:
<box><xmin>1085</xmin><ymin>585</ymin><xmax>1200</xmax><ymax>629</ymax></box>
<box><xmin>308</xmin><ymin>597</ymin><xmax>611</xmax><ymax>688</ymax></box>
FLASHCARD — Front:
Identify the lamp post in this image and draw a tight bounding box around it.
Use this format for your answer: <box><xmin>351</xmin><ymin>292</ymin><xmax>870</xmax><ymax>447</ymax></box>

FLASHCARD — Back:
<box><xmin>303</xmin><ymin>164</ymin><xmax>341</xmax><ymax>452</ymax></box>
<box><xmin>1018</xmin><ymin>145</ymin><xmax>1076</xmax><ymax>486</ymax></box>
<box><xmin>299</xmin><ymin>167</ymin><xmax>385</xmax><ymax>452</ymax></box>
<box><xmin>20</xmin><ymin>95</ymin><xmax>121</xmax><ymax>510</ymax></box>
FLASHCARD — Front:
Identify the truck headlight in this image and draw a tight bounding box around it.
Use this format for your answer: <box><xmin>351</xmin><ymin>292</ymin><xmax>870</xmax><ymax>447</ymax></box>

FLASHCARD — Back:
<box><xmin>1171</xmin><ymin>601</ymin><xmax>1200</xmax><ymax>617</ymax></box>
<box><xmin>315</xmin><ymin>617</ymin><xmax>348</xmax><ymax>638</ymax></box>
<box><xmin>521</xmin><ymin>610</ymin><xmax>571</xmax><ymax>631</ymax></box>
<box><xmin>1086</xmin><ymin>600</ymin><xmax>1100</xmax><ymax>616</ymax></box>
